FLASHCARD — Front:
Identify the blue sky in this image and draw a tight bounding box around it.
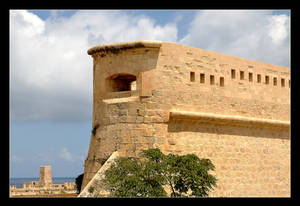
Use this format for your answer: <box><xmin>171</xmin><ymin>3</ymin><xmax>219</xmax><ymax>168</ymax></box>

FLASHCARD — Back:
<box><xmin>10</xmin><ymin>9</ymin><xmax>290</xmax><ymax>178</ymax></box>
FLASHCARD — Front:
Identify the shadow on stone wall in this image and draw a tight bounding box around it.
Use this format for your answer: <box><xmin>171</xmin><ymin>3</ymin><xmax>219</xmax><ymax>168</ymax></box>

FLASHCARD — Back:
<box><xmin>167</xmin><ymin>119</ymin><xmax>289</xmax><ymax>140</ymax></box>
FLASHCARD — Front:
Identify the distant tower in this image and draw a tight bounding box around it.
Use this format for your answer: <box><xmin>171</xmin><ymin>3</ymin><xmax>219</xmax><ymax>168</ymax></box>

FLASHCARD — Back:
<box><xmin>39</xmin><ymin>165</ymin><xmax>52</xmax><ymax>187</ymax></box>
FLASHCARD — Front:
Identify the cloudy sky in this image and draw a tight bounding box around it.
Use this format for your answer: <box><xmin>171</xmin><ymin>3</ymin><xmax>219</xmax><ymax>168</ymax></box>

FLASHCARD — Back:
<box><xmin>9</xmin><ymin>9</ymin><xmax>290</xmax><ymax>178</ymax></box>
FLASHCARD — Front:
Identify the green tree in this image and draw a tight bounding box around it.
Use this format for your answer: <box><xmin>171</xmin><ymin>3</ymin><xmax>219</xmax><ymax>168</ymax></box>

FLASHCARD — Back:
<box><xmin>102</xmin><ymin>148</ymin><xmax>217</xmax><ymax>197</ymax></box>
<box><xmin>75</xmin><ymin>173</ymin><xmax>84</xmax><ymax>194</ymax></box>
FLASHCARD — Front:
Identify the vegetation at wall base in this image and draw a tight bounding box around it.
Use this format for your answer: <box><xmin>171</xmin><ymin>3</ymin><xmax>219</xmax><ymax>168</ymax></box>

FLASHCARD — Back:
<box><xmin>75</xmin><ymin>173</ymin><xmax>84</xmax><ymax>194</ymax></box>
<box><xmin>102</xmin><ymin>148</ymin><xmax>217</xmax><ymax>197</ymax></box>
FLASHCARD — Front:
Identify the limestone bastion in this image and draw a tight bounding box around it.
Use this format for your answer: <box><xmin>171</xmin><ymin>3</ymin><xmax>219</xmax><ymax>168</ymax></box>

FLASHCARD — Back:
<box><xmin>81</xmin><ymin>40</ymin><xmax>290</xmax><ymax>197</ymax></box>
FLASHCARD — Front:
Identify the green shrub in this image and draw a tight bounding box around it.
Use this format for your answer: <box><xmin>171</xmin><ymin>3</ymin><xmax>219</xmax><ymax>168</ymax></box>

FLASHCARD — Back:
<box><xmin>102</xmin><ymin>148</ymin><xmax>217</xmax><ymax>197</ymax></box>
<box><xmin>75</xmin><ymin>173</ymin><xmax>84</xmax><ymax>194</ymax></box>
<box><xmin>88</xmin><ymin>185</ymin><xmax>95</xmax><ymax>193</ymax></box>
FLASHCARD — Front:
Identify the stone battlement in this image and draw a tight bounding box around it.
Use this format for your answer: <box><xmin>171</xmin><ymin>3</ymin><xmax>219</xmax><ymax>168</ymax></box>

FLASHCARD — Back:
<box><xmin>87</xmin><ymin>40</ymin><xmax>162</xmax><ymax>55</ymax></box>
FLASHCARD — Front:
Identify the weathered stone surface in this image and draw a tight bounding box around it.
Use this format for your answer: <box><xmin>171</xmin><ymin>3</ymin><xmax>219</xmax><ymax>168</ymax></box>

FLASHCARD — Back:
<box><xmin>78</xmin><ymin>151</ymin><xmax>119</xmax><ymax>197</ymax></box>
<box><xmin>39</xmin><ymin>165</ymin><xmax>52</xmax><ymax>187</ymax></box>
<box><xmin>81</xmin><ymin>40</ymin><xmax>290</xmax><ymax>197</ymax></box>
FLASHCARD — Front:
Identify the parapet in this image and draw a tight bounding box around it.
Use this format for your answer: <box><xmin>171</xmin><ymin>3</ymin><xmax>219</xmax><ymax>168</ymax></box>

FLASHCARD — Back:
<box><xmin>87</xmin><ymin>40</ymin><xmax>162</xmax><ymax>55</ymax></box>
<box><xmin>88</xmin><ymin>40</ymin><xmax>290</xmax><ymax>122</ymax></box>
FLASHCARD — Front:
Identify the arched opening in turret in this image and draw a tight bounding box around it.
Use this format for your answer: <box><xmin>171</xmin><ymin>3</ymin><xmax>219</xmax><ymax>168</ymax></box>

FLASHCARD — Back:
<box><xmin>106</xmin><ymin>73</ymin><xmax>137</xmax><ymax>92</ymax></box>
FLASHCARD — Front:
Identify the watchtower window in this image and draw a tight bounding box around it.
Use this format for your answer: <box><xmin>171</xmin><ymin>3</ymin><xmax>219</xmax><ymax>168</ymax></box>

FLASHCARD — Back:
<box><xmin>130</xmin><ymin>81</ymin><xmax>136</xmax><ymax>91</ymax></box>
<box><xmin>220</xmin><ymin>77</ymin><xmax>224</xmax><ymax>87</ymax></box>
<box><xmin>281</xmin><ymin>78</ymin><xmax>285</xmax><ymax>87</ymax></box>
<box><xmin>249</xmin><ymin>72</ymin><xmax>253</xmax><ymax>82</ymax></box>
<box><xmin>273</xmin><ymin>77</ymin><xmax>277</xmax><ymax>86</ymax></box>
<box><xmin>231</xmin><ymin>69</ymin><xmax>236</xmax><ymax>79</ymax></box>
<box><xmin>190</xmin><ymin>72</ymin><xmax>195</xmax><ymax>82</ymax></box>
<box><xmin>210</xmin><ymin>75</ymin><xmax>215</xmax><ymax>85</ymax></box>
<box><xmin>257</xmin><ymin>74</ymin><xmax>261</xmax><ymax>83</ymax></box>
<box><xmin>200</xmin><ymin>73</ymin><xmax>205</xmax><ymax>83</ymax></box>
<box><xmin>265</xmin><ymin>76</ymin><xmax>269</xmax><ymax>85</ymax></box>
<box><xmin>240</xmin><ymin>71</ymin><xmax>244</xmax><ymax>80</ymax></box>
<box><xmin>107</xmin><ymin>73</ymin><xmax>137</xmax><ymax>92</ymax></box>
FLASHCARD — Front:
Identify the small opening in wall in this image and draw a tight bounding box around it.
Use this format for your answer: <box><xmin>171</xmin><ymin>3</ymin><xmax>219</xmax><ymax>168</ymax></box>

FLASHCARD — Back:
<box><xmin>210</xmin><ymin>75</ymin><xmax>215</xmax><ymax>85</ymax></box>
<box><xmin>231</xmin><ymin>69</ymin><xmax>236</xmax><ymax>79</ymax></box>
<box><xmin>273</xmin><ymin>77</ymin><xmax>277</xmax><ymax>86</ymax></box>
<box><xmin>281</xmin><ymin>78</ymin><xmax>285</xmax><ymax>87</ymax></box>
<box><xmin>240</xmin><ymin>71</ymin><xmax>244</xmax><ymax>80</ymax></box>
<box><xmin>265</xmin><ymin>76</ymin><xmax>269</xmax><ymax>85</ymax></box>
<box><xmin>107</xmin><ymin>73</ymin><xmax>137</xmax><ymax>92</ymax></box>
<box><xmin>130</xmin><ymin>81</ymin><xmax>136</xmax><ymax>91</ymax></box>
<box><xmin>200</xmin><ymin>73</ymin><xmax>205</xmax><ymax>83</ymax></box>
<box><xmin>220</xmin><ymin>77</ymin><xmax>224</xmax><ymax>87</ymax></box>
<box><xmin>257</xmin><ymin>74</ymin><xmax>261</xmax><ymax>83</ymax></box>
<box><xmin>249</xmin><ymin>72</ymin><xmax>253</xmax><ymax>82</ymax></box>
<box><xmin>289</xmin><ymin>80</ymin><xmax>290</xmax><ymax>88</ymax></box>
<box><xmin>190</xmin><ymin>72</ymin><xmax>195</xmax><ymax>82</ymax></box>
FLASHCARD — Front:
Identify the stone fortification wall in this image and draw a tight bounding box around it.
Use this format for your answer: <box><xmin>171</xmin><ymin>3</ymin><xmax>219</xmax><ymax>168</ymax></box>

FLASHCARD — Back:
<box><xmin>9</xmin><ymin>182</ymin><xmax>76</xmax><ymax>197</ymax></box>
<box><xmin>10</xmin><ymin>166</ymin><xmax>76</xmax><ymax>197</ymax></box>
<box><xmin>82</xmin><ymin>41</ymin><xmax>290</xmax><ymax>197</ymax></box>
<box><xmin>10</xmin><ymin>181</ymin><xmax>76</xmax><ymax>197</ymax></box>
<box><xmin>78</xmin><ymin>151</ymin><xmax>119</xmax><ymax>197</ymax></box>
<box><xmin>153</xmin><ymin>42</ymin><xmax>289</xmax><ymax>121</ymax></box>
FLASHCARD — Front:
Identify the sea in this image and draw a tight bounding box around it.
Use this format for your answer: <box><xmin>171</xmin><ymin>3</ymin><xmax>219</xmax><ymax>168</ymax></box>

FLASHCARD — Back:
<box><xmin>9</xmin><ymin>177</ymin><xmax>76</xmax><ymax>188</ymax></box>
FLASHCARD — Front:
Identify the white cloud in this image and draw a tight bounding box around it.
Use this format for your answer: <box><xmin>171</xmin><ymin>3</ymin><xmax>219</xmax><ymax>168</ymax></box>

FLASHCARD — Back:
<box><xmin>59</xmin><ymin>147</ymin><xmax>86</xmax><ymax>163</ymax></box>
<box><xmin>267</xmin><ymin>14</ymin><xmax>290</xmax><ymax>44</ymax></box>
<box><xmin>59</xmin><ymin>147</ymin><xmax>73</xmax><ymax>162</ymax></box>
<box><xmin>10</xmin><ymin>10</ymin><xmax>290</xmax><ymax>122</ymax></box>
<box><xmin>179</xmin><ymin>10</ymin><xmax>290</xmax><ymax>67</ymax></box>
<box><xmin>10</xmin><ymin>10</ymin><xmax>45</xmax><ymax>37</ymax></box>
<box><xmin>10</xmin><ymin>10</ymin><xmax>178</xmax><ymax>122</ymax></box>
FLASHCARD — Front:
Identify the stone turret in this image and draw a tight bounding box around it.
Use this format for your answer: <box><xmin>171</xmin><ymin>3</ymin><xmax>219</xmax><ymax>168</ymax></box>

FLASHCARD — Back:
<box><xmin>39</xmin><ymin>165</ymin><xmax>52</xmax><ymax>187</ymax></box>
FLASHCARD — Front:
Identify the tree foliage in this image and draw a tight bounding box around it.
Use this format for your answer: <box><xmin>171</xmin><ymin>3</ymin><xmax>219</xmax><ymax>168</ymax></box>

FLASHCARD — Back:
<box><xmin>75</xmin><ymin>173</ymin><xmax>84</xmax><ymax>194</ymax></box>
<box><xmin>102</xmin><ymin>148</ymin><xmax>217</xmax><ymax>197</ymax></box>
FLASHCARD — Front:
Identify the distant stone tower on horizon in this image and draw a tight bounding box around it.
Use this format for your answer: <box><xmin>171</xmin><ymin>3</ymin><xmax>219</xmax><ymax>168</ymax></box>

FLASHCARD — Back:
<box><xmin>39</xmin><ymin>165</ymin><xmax>52</xmax><ymax>187</ymax></box>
